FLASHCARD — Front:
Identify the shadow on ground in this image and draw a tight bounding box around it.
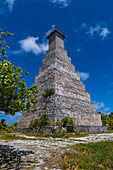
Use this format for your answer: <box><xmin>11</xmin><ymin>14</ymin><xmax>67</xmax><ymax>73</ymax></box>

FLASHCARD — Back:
<box><xmin>0</xmin><ymin>144</ymin><xmax>34</xmax><ymax>169</ymax></box>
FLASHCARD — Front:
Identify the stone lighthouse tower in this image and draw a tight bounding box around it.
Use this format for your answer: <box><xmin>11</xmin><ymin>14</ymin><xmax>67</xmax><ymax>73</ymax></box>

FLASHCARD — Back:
<box><xmin>18</xmin><ymin>28</ymin><xmax>103</xmax><ymax>130</ymax></box>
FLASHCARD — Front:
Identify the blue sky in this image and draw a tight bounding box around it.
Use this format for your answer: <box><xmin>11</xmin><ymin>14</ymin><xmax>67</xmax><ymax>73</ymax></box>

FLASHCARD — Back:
<box><xmin>0</xmin><ymin>0</ymin><xmax>113</xmax><ymax>125</ymax></box>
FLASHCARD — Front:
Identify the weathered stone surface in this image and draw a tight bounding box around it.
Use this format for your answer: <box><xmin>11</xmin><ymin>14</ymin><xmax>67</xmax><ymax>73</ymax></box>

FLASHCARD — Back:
<box><xmin>14</xmin><ymin>125</ymin><xmax>107</xmax><ymax>133</ymax></box>
<box><xmin>18</xmin><ymin>29</ymin><xmax>102</xmax><ymax>129</ymax></box>
<box><xmin>76</xmin><ymin>126</ymin><xmax>108</xmax><ymax>133</ymax></box>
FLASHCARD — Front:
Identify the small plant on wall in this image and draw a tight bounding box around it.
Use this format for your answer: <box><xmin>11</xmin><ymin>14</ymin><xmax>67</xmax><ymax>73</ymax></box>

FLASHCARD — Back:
<box><xmin>61</xmin><ymin>117</ymin><xmax>75</xmax><ymax>132</ymax></box>
<box><xmin>42</xmin><ymin>88</ymin><xmax>55</xmax><ymax>98</ymax></box>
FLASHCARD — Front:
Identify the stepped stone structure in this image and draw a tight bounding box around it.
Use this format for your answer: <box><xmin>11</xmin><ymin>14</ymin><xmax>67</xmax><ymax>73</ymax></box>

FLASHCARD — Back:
<box><xmin>18</xmin><ymin>29</ymin><xmax>102</xmax><ymax>129</ymax></box>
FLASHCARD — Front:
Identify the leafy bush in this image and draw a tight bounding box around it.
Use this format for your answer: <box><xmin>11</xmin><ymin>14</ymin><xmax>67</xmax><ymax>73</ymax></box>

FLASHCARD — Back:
<box><xmin>28</xmin><ymin>114</ymin><xmax>49</xmax><ymax>131</ymax></box>
<box><xmin>42</xmin><ymin>88</ymin><xmax>55</xmax><ymax>98</ymax></box>
<box><xmin>56</xmin><ymin>121</ymin><xmax>61</xmax><ymax>126</ymax></box>
<box><xmin>40</xmin><ymin>114</ymin><xmax>49</xmax><ymax>127</ymax></box>
<box><xmin>61</xmin><ymin>117</ymin><xmax>75</xmax><ymax>132</ymax></box>
<box><xmin>61</xmin><ymin>117</ymin><xmax>69</xmax><ymax>127</ymax></box>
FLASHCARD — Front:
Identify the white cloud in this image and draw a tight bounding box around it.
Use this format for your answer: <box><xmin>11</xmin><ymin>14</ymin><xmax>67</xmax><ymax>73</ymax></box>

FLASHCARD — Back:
<box><xmin>50</xmin><ymin>0</ymin><xmax>71</xmax><ymax>8</ymax></box>
<box><xmin>19</xmin><ymin>36</ymin><xmax>48</xmax><ymax>55</ymax></box>
<box><xmin>104</xmin><ymin>107</ymin><xmax>110</xmax><ymax>112</ymax></box>
<box><xmin>95</xmin><ymin>102</ymin><xmax>110</xmax><ymax>113</ymax></box>
<box><xmin>5</xmin><ymin>0</ymin><xmax>15</xmax><ymax>12</ymax></box>
<box><xmin>81</xmin><ymin>23</ymin><xmax>87</xmax><ymax>29</ymax></box>
<box><xmin>8</xmin><ymin>49</ymin><xmax>24</xmax><ymax>55</ymax></box>
<box><xmin>100</xmin><ymin>28</ymin><xmax>110</xmax><ymax>39</ymax></box>
<box><xmin>95</xmin><ymin>102</ymin><xmax>105</xmax><ymax>110</ymax></box>
<box><xmin>77</xmin><ymin>71</ymin><xmax>90</xmax><ymax>81</ymax></box>
<box><xmin>87</xmin><ymin>25</ymin><xmax>100</xmax><ymax>36</ymax></box>
<box><xmin>87</xmin><ymin>23</ymin><xmax>111</xmax><ymax>39</ymax></box>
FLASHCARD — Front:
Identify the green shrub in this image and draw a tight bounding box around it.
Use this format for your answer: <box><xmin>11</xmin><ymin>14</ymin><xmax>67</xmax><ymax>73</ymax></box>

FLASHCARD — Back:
<box><xmin>61</xmin><ymin>117</ymin><xmax>69</xmax><ymax>127</ymax></box>
<box><xmin>56</xmin><ymin>122</ymin><xmax>61</xmax><ymax>126</ymax></box>
<box><xmin>52</xmin><ymin>128</ymin><xmax>57</xmax><ymax>134</ymax></box>
<box><xmin>40</xmin><ymin>114</ymin><xmax>49</xmax><ymax>127</ymax></box>
<box><xmin>61</xmin><ymin>117</ymin><xmax>75</xmax><ymax>132</ymax></box>
<box><xmin>83</xmin><ymin>129</ymin><xmax>87</xmax><ymax>133</ymax></box>
<box><xmin>28</xmin><ymin>114</ymin><xmax>49</xmax><ymax>129</ymax></box>
<box><xmin>64</xmin><ymin>134</ymin><xmax>69</xmax><ymax>138</ymax></box>
<box><xmin>66</xmin><ymin>126</ymin><xmax>74</xmax><ymax>133</ymax></box>
<box><xmin>42</xmin><ymin>88</ymin><xmax>55</xmax><ymax>98</ymax></box>
<box><xmin>24</xmin><ymin>114</ymin><xmax>49</xmax><ymax>134</ymax></box>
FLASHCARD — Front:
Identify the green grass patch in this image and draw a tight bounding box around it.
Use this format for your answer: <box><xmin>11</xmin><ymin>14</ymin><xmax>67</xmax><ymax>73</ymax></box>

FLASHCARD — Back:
<box><xmin>62</xmin><ymin>141</ymin><xmax>113</xmax><ymax>170</ymax></box>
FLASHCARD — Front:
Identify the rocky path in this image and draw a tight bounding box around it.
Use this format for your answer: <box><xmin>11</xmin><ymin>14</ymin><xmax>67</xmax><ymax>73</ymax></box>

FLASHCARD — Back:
<box><xmin>0</xmin><ymin>133</ymin><xmax>113</xmax><ymax>169</ymax></box>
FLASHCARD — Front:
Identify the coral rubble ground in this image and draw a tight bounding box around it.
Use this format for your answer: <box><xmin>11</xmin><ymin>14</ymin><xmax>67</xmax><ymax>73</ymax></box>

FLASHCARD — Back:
<box><xmin>0</xmin><ymin>133</ymin><xmax>113</xmax><ymax>169</ymax></box>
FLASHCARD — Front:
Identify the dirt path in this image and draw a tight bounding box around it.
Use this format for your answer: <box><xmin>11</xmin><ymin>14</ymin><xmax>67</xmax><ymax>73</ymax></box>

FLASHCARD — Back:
<box><xmin>0</xmin><ymin>133</ymin><xmax>113</xmax><ymax>170</ymax></box>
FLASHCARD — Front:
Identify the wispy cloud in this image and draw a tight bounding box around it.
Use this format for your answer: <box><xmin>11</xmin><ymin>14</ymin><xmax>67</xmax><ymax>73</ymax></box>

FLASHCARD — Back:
<box><xmin>95</xmin><ymin>102</ymin><xmax>105</xmax><ymax>110</ymax></box>
<box><xmin>80</xmin><ymin>23</ymin><xmax>87</xmax><ymax>30</ymax></box>
<box><xmin>95</xmin><ymin>102</ymin><xmax>110</xmax><ymax>113</ymax></box>
<box><xmin>19</xmin><ymin>36</ymin><xmax>48</xmax><ymax>55</ymax></box>
<box><xmin>87</xmin><ymin>25</ymin><xmax>100</xmax><ymax>36</ymax></box>
<box><xmin>87</xmin><ymin>23</ymin><xmax>111</xmax><ymax>40</ymax></box>
<box><xmin>100</xmin><ymin>28</ymin><xmax>111</xmax><ymax>40</ymax></box>
<box><xmin>104</xmin><ymin>107</ymin><xmax>110</xmax><ymax>112</ymax></box>
<box><xmin>77</xmin><ymin>71</ymin><xmax>90</xmax><ymax>81</ymax></box>
<box><xmin>45</xmin><ymin>24</ymin><xmax>55</xmax><ymax>37</ymax></box>
<box><xmin>8</xmin><ymin>49</ymin><xmax>24</xmax><ymax>55</ymax></box>
<box><xmin>74</xmin><ymin>22</ymin><xmax>111</xmax><ymax>52</ymax></box>
<box><xmin>50</xmin><ymin>0</ymin><xmax>71</xmax><ymax>8</ymax></box>
<box><xmin>75</xmin><ymin>22</ymin><xmax>111</xmax><ymax>40</ymax></box>
<box><xmin>5</xmin><ymin>0</ymin><xmax>15</xmax><ymax>12</ymax></box>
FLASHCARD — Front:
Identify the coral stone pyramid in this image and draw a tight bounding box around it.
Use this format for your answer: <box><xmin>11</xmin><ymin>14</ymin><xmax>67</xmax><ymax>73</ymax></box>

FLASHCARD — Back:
<box><xmin>18</xmin><ymin>29</ymin><xmax>102</xmax><ymax>128</ymax></box>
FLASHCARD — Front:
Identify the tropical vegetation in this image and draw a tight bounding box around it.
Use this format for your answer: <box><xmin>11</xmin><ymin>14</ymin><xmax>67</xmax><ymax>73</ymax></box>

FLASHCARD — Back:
<box><xmin>0</xmin><ymin>29</ymin><xmax>38</xmax><ymax>116</ymax></box>
<box><xmin>98</xmin><ymin>112</ymin><xmax>113</xmax><ymax>130</ymax></box>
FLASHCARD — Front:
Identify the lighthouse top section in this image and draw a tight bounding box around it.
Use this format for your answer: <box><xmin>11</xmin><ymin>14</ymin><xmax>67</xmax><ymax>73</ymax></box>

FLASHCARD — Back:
<box><xmin>46</xmin><ymin>28</ymin><xmax>66</xmax><ymax>49</ymax></box>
